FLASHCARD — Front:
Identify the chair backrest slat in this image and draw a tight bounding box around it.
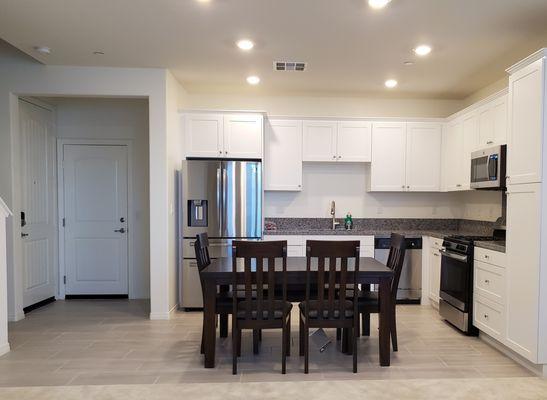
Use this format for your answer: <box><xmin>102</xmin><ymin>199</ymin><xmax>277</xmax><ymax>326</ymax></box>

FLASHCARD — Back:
<box><xmin>232</xmin><ymin>241</ymin><xmax>288</xmax><ymax>322</ymax></box>
<box><xmin>386</xmin><ymin>234</ymin><xmax>407</xmax><ymax>300</ymax></box>
<box><xmin>194</xmin><ymin>232</ymin><xmax>211</xmax><ymax>272</ymax></box>
<box><xmin>305</xmin><ymin>240</ymin><xmax>360</xmax><ymax>321</ymax></box>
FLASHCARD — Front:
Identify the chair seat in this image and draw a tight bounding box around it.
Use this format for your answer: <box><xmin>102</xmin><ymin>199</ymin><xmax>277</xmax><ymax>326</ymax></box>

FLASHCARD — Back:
<box><xmin>299</xmin><ymin>300</ymin><xmax>354</xmax><ymax>319</ymax></box>
<box><xmin>236</xmin><ymin>300</ymin><xmax>292</xmax><ymax>320</ymax></box>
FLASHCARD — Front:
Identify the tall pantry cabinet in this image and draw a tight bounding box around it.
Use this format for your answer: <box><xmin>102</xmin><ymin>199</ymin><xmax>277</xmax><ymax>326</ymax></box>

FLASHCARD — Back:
<box><xmin>504</xmin><ymin>49</ymin><xmax>547</xmax><ymax>367</ymax></box>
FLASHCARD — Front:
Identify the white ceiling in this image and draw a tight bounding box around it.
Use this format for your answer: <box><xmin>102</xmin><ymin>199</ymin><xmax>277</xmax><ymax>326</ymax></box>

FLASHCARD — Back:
<box><xmin>1</xmin><ymin>0</ymin><xmax>547</xmax><ymax>98</ymax></box>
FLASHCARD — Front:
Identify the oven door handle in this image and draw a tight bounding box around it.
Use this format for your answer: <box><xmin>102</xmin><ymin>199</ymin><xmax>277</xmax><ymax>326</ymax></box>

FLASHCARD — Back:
<box><xmin>439</xmin><ymin>249</ymin><xmax>468</xmax><ymax>262</ymax></box>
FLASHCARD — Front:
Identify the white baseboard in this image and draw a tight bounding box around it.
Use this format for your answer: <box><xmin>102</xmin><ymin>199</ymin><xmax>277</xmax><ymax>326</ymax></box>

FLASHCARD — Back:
<box><xmin>8</xmin><ymin>311</ymin><xmax>25</xmax><ymax>322</ymax></box>
<box><xmin>0</xmin><ymin>342</ymin><xmax>10</xmax><ymax>356</ymax></box>
<box><xmin>479</xmin><ymin>332</ymin><xmax>546</xmax><ymax>377</ymax></box>
<box><xmin>149</xmin><ymin>304</ymin><xmax>178</xmax><ymax>320</ymax></box>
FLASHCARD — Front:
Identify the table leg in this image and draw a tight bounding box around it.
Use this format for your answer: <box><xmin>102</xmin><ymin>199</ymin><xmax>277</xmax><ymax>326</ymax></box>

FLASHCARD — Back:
<box><xmin>379</xmin><ymin>277</ymin><xmax>391</xmax><ymax>367</ymax></box>
<box><xmin>203</xmin><ymin>280</ymin><xmax>217</xmax><ymax>368</ymax></box>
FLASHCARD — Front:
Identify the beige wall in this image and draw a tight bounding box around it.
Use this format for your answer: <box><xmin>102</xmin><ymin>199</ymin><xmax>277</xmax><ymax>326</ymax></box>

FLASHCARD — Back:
<box><xmin>179</xmin><ymin>91</ymin><xmax>464</xmax><ymax>119</ymax></box>
<box><xmin>461</xmin><ymin>76</ymin><xmax>509</xmax><ymax>108</ymax></box>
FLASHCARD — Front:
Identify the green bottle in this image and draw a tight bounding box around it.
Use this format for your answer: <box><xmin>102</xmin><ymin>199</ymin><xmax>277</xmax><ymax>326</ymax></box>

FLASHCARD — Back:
<box><xmin>344</xmin><ymin>212</ymin><xmax>353</xmax><ymax>230</ymax></box>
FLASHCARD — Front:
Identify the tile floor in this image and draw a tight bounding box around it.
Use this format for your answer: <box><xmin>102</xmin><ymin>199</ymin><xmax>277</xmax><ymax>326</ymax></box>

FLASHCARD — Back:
<box><xmin>1</xmin><ymin>299</ymin><xmax>535</xmax><ymax>387</ymax></box>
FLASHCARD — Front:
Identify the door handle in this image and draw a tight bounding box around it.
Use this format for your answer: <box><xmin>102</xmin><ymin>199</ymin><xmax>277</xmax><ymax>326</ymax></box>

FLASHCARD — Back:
<box><xmin>21</xmin><ymin>233</ymin><xmax>29</xmax><ymax>238</ymax></box>
<box><xmin>114</xmin><ymin>228</ymin><xmax>126</xmax><ymax>233</ymax></box>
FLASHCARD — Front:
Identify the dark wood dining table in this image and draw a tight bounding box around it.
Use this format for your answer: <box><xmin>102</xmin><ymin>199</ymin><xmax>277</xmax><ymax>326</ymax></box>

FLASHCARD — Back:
<box><xmin>200</xmin><ymin>256</ymin><xmax>394</xmax><ymax>368</ymax></box>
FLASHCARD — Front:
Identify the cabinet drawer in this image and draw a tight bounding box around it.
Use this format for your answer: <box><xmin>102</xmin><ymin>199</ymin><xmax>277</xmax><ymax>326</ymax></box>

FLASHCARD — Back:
<box><xmin>287</xmin><ymin>246</ymin><xmax>304</xmax><ymax>257</ymax></box>
<box><xmin>474</xmin><ymin>260</ymin><xmax>505</xmax><ymax>304</ymax></box>
<box><xmin>474</xmin><ymin>247</ymin><xmax>506</xmax><ymax>267</ymax></box>
<box><xmin>473</xmin><ymin>295</ymin><xmax>504</xmax><ymax>340</ymax></box>
<box><xmin>303</xmin><ymin>235</ymin><xmax>374</xmax><ymax>247</ymax></box>
<box><xmin>263</xmin><ymin>235</ymin><xmax>303</xmax><ymax>246</ymax></box>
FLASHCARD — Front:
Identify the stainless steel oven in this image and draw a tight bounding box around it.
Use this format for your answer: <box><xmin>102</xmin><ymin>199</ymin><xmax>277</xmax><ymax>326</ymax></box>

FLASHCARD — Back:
<box><xmin>470</xmin><ymin>144</ymin><xmax>506</xmax><ymax>190</ymax></box>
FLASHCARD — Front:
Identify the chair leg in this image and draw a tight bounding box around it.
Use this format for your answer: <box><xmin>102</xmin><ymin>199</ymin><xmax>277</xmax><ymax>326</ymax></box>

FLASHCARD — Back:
<box><xmin>219</xmin><ymin>314</ymin><xmax>228</xmax><ymax>338</ymax></box>
<box><xmin>336</xmin><ymin>328</ymin><xmax>341</xmax><ymax>341</ymax></box>
<box><xmin>259</xmin><ymin>329</ymin><xmax>262</xmax><ymax>341</ymax></box>
<box><xmin>299</xmin><ymin>316</ymin><xmax>305</xmax><ymax>357</ymax></box>
<box><xmin>286</xmin><ymin>316</ymin><xmax>291</xmax><ymax>357</ymax></box>
<box><xmin>391</xmin><ymin>306</ymin><xmax>398</xmax><ymax>352</ymax></box>
<box><xmin>304</xmin><ymin>324</ymin><xmax>309</xmax><ymax>374</ymax></box>
<box><xmin>355</xmin><ymin>314</ymin><xmax>361</xmax><ymax>338</ymax></box>
<box><xmin>362</xmin><ymin>312</ymin><xmax>370</xmax><ymax>336</ymax></box>
<box><xmin>232</xmin><ymin>326</ymin><xmax>238</xmax><ymax>375</ymax></box>
<box><xmin>353</xmin><ymin>325</ymin><xmax>358</xmax><ymax>373</ymax></box>
<box><xmin>253</xmin><ymin>329</ymin><xmax>260</xmax><ymax>355</ymax></box>
<box><xmin>237</xmin><ymin>328</ymin><xmax>242</xmax><ymax>357</ymax></box>
<box><xmin>341</xmin><ymin>328</ymin><xmax>349</xmax><ymax>354</ymax></box>
<box><xmin>200</xmin><ymin>325</ymin><xmax>205</xmax><ymax>354</ymax></box>
<box><xmin>282</xmin><ymin>323</ymin><xmax>287</xmax><ymax>374</ymax></box>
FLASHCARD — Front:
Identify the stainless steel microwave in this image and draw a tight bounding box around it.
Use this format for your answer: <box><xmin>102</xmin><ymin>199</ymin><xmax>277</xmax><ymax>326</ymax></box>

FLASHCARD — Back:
<box><xmin>470</xmin><ymin>144</ymin><xmax>506</xmax><ymax>190</ymax></box>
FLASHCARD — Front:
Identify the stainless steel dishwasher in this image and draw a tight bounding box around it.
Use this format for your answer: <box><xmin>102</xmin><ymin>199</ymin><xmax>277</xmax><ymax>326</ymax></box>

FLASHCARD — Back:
<box><xmin>374</xmin><ymin>237</ymin><xmax>422</xmax><ymax>303</ymax></box>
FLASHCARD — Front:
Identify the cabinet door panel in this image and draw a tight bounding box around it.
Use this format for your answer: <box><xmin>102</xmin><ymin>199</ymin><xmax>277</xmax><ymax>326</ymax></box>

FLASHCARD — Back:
<box><xmin>184</xmin><ymin>114</ymin><xmax>224</xmax><ymax>157</ymax></box>
<box><xmin>337</xmin><ymin>121</ymin><xmax>371</xmax><ymax>162</ymax></box>
<box><xmin>370</xmin><ymin>122</ymin><xmax>406</xmax><ymax>191</ymax></box>
<box><xmin>492</xmin><ymin>95</ymin><xmax>508</xmax><ymax>145</ymax></box>
<box><xmin>461</xmin><ymin>112</ymin><xmax>479</xmax><ymax>190</ymax></box>
<box><xmin>429</xmin><ymin>248</ymin><xmax>441</xmax><ymax>303</ymax></box>
<box><xmin>478</xmin><ymin>104</ymin><xmax>494</xmax><ymax>147</ymax></box>
<box><xmin>224</xmin><ymin>114</ymin><xmax>263</xmax><ymax>159</ymax></box>
<box><xmin>505</xmin><ymin>183</ymin><xmax>540</xmax><ymax>362</ymax></box>
<box><xmin>302</xmin><ymin>120</ymin><xmax>337</xmax><ymax>161</ymax></box>
<box><xmin>264</xmin><ymin>119</ymin><xmax>302</xmax><ymax>191</ymax></box>
<box><xmin>507</xmin><ymin>59</ymin><xmax>544</xmax><ymax>185</ymax></box>
<box><xmin>405</xmin><ymin>123</ymin><xmax>441</xmax><ymax>191</ymax></box>
<box><xmin>442</xmin><ymin>120</ymin><xmax>464</xmax><ymax>191</ymax></box>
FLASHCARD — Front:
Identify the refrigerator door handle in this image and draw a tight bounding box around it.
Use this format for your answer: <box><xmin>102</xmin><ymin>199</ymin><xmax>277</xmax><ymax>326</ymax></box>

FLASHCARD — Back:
<box><xmin>222</xmin><ymin>166</ymin><xmax>228</xmax><ymax>237</ymax></box>
<box><xmin>216</xmin><ymin>167</ymin><xmax>222</xmax><ymax>234</ymax></box>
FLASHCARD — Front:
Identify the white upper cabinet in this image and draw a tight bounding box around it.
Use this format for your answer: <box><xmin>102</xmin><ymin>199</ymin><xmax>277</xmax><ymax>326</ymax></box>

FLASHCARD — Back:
<box><xmin>223</xmin><ymin>114</ymin><xmax>263</xmax><ymax>159</ymax></box>
<box><xmin>507</xmin><ymin>58</ymin><xmax>545</xmax><ymax>185</ymax></box>
<box><xmin>183</xmin><ymin>112</ymin><xmax>263</xmax><ymax>159</ymax></box>
<box><xmin>264</xmin><ymin>119</ymin><xmax>303</xmax><ymax>191</ymax></box>
<box><xmin>302</xmin><ymin>120</ymin><xmax>372</xmax><ymax>162</ymax></box>
<box><xmin>461</xmin><ymin>112</ymin><xmax>479</xmax><ymax>190</ymax></box>
<box><xmin>302</xmin><ymin>120</ymin><xmax>338</xmax><ymax>161</ymax></box>
<box><xmin>370</xmin><ymin>122</ymin><xmax>407</xmax><ymax>191</ymax></box>
<box><xmin>442</xmin><ymin>119</ymin><xmax>465</xmax><ymax>191</ymax></box>
<box><xmin>337</xmin><ymin>121</ymin><xmax>372</xmax><ymax>162</ymax></box>
<box><xmin>477</xmin><ymin>94</ymin><xmax>507</xmax><ymax>147</ymax></box>
<box><xmin>405</xmin><ymin>123</ymin><xmax>442</xmax><ymax>191</ymax></box>
<box><xmin>184</xmin><ymin>113</ymin><xmax>224</xmax><ymax>158</ymax></box>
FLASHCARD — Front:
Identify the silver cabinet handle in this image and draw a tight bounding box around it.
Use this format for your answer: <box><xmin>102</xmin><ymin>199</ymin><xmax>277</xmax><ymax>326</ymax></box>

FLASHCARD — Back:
<box><xmin>114</xmin><ymin>228</ymin><xmax>126</xmax><ymax>233</ymax></box>
<box><xmin>21</xmin><ymin>233</ymin><xmax>29</xmax><ymax>238</ymax></box>
<box><xmin>486</xmin><ymin>141</ymin><xmax>494</xmax><ymax>144</ymax></box>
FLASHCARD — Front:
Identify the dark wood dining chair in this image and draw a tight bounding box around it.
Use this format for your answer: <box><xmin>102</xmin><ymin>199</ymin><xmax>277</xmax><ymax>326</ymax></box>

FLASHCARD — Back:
<box><xmin>231</xmin><ymin>240</ymin><xmax>292</xmax><ymax>375</ymax></box>
<box><xmin>358</xmin><ymin>233</ymin><xmax>406</xmax><ymax>351</ymax></box>
<box><xmin>194</xmin><ymin>232</ymin><xmax>232</xmax><ymax>354</ymax></box>
<box><xmin>299</xmin><ymin>240</ymin><xmax>360</xmax><ymax>373</ymax></box>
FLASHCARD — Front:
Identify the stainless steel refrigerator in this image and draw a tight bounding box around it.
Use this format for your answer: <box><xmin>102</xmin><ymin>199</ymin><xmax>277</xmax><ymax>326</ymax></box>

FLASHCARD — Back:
<box><xmin>177</xmin><ymin>159</ymin><xmax>262</xmax><ymax>309</ymax></box>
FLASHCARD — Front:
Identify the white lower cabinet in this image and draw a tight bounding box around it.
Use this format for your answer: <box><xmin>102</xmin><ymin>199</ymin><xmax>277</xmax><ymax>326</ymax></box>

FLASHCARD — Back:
<box><xmin>428</xmin><ymin>240</ymin><xmax>442</xmax><ymax>306</ymax></box>
<box><xmin>473</xmin><ymin>294</ymin><xmax>505</xmax><ymax>341</ymax></box>
<box><xmin>262</xmin><ymin>234</ymin><xmax>375</xmax><ymax>258</ymax></box>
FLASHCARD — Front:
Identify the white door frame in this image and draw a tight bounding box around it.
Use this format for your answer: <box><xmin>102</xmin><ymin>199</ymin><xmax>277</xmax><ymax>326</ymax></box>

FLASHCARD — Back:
<box><xmin>56</xmin><ymin>139</ymin><xmax>134</xmax><ymax>299</ymax></box>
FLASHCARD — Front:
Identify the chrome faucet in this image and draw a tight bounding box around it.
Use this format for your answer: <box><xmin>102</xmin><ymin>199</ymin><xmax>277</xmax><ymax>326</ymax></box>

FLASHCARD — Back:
<box><xmin>330</xmin><ymin>201</ymin><xmax>340</xmax><ymax>230</ymax></box>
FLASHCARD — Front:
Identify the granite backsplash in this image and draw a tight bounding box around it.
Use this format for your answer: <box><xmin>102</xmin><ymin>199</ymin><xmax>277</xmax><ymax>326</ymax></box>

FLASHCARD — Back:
<box><xmin>265</xmin><ymin>218</ymin><xmax>496</xmax><ymax>236</ymax></box>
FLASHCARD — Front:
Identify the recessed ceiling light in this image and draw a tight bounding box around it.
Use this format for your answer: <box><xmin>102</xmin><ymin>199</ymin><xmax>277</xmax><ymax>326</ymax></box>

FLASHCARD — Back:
<box><xmin>236</xmin><ymin>39</ymin><xmax>254</xmax><ymax>51</ymax></box>
<box><xmin>414</xmin><ymin>44</ymin><xmax>432</xmax><ymax>56</ymax></box>
<box><xmin>196</xmin><ymin>0</ymin><xmax>211</xmax><ymax>3</ymax></box>
<box><xmin>403</xmin><ymin>61</ymin><xmax>414</xmax><ymax>66</ymax></box>
<box><xmin>93</xmin><ymin>51</ymin><xmax>105</xmax><ymax>55</ymax></box>
<box><xmin>368</xmin><ymin>0</ymin><xmax>391</xmax><ymax>9</ymax></box>
<box><xmin>33</xmin><ymin>46</ymin><xmax>51</xmax><ymax>55</ymax></box>
<box><xmin>246</xmin><ymin>76</ymin><xmax>260</xmax><ymax>85</ymax></box>
<box><xmin>385</xmin><ymin>79</ymin><xmax>398</xmax><ymax>88</ymax></box>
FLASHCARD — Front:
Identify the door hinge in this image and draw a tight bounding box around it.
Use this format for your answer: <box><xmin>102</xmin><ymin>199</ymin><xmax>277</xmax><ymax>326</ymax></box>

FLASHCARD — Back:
<box><xmin>63</xmin><ymin>276</ymin><xmax>66</xmax><ymax>285</ymax></box>
<box><xmin>62</xmin><ymin>218</ymin><xmax>65</xmax><ymax>227</ymax></box>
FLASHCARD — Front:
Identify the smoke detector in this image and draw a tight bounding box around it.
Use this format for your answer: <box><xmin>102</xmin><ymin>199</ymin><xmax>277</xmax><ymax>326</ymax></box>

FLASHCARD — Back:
<box><xmin>274</xmin><ymin>61</ymin><xmax>306</xmax><ymax>72</ymax></box>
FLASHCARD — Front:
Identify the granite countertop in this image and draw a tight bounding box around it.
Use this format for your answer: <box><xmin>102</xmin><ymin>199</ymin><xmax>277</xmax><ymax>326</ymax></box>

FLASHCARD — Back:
<box><xmin>474</xmin><ymin>240</ymin><xmax>506</xmax><ymax>253</ymax></box>
<box><xmin>264</xmin><ymin>228</ymin><xmax>460</xmax><ymax>239</ymax></box>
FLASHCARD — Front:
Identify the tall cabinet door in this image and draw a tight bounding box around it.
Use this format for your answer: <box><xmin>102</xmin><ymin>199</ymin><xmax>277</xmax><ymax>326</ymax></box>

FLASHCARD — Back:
<box><xmin>337</xmin><ymin>121</ymin><xmax>372</xmax><ymax>162</ymax></box>
<box><xmin>224</xmin><ymin>114</ymin><xmax>263</xmax><ymax>159</ymax></box>
<box><xmin>442</xmin><ymin>120</ymin><xmax>464</xmax><ymax>191</ymax></box>
<box><xmin>405</xmin><ymin>123</ymin><xmax>441</xmax><ymax>191</ymax></box>
<box><xmin>370</xmin><ymin>122</ymin><xmax>406</xmax><ymax>191</ymax></box>
<box><xmin>505</xmin><ymin>183</ymin><xmax>541</xmax><ymax>362</ymax></box>
<box><xmin>507</xmin><ymin>58</ymin><xmax>544</xmax><ymax>185</ymax></box>
<box><xmin>264</xmin><ymin>119</ymin><xmax>303</xmax><ymax>191</ymax></box>
<box><xmin>184</xmin><ymin>113</ymin><xmax>224</xmax><ymax>158</ymax></box>
<box><xmin>491</xmin><ymin>94</ymin><xmax>508</xmax><ymax>145</ymax></box>
<box><xmin>302</xmin><ymin>120</ymin><xmax>337</xmax><ymax>161</ymax></box>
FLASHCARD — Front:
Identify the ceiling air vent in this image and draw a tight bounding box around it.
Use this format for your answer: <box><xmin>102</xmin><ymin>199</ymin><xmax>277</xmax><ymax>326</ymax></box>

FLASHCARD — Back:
<box><xmin>274</xmin><ymin>61</ymin><xmax>306</xmax><ymax>72</ymax></box>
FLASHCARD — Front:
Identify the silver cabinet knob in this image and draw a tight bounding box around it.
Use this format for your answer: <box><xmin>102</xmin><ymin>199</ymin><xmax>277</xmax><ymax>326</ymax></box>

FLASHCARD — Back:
<box><xmin>484</xmin><ymin>314</ymin><xmax>489</xmax><ymax>319</ymax></box>
<box><xmin>114</xmin><ymin>228</ymin><xmax>126</xmax><ymax>233</ymax></box>
<box><xmin>484</xmin><ymin>279</ymin><xmax>490</xmax><ymax>284</ymax></box>
<box><xmin>332</xmin><ymin>155</ymin><xmax>336</xmax><ymax>159</ymax></box>
<box><xmin>486</xmin><ymin>141</ymin><xmax>494</xmax><ymax>144</ymax></box>
<box><xmin>219</xmin><ymin>150</ymin><xmax>222</xmax><ymax>155</ymax></box>
<box><xmin>21</xmin><ymin>233</ymin><xmax>29</xmax><ymax>238</ymax></box>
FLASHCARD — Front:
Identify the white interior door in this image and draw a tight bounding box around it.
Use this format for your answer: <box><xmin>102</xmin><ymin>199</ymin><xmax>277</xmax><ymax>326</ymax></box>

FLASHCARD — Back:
<box><xmin>63</xmin><ymin>144</ymin><xmax>129</xmax><ymax>295</ymax></box>
<box><xmin>19</xmin><ymin>100</ymin><xmax>57</xmax><ymax>308</ymax></box>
